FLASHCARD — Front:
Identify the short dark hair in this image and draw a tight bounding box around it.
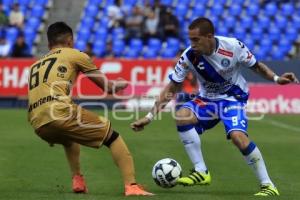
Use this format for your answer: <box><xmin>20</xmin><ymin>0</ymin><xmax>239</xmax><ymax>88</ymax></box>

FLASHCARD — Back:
<box><xmin>189</xmin><ymin>17</ymin><xmax>215</xmax><ymax>35</ymax></box>
<box><xmin>47</xmin><ymin>22</ymin><xmax>73</xmax><ymax>46</ymax></box>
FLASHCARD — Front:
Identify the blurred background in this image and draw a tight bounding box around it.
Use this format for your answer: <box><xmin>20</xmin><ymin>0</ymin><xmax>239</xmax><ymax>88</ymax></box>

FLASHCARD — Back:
<box><xmin>0</xmin><ymin>0</ymin><xmax>300</xmax><ymax>113</ymax></box>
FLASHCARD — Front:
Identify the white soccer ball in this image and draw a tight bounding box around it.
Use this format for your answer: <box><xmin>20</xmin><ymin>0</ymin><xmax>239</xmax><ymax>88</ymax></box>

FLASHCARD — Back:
<box><xmin>152</xmin><ymin>158</ymin><xmax>182</xmax><ymax>188</ymax></box>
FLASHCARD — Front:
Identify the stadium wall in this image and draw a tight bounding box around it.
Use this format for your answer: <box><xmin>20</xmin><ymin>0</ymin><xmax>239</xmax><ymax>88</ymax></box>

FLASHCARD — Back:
<box><xmin>0</xmin><ymin>59</ymin><xmax>300</xmax><ymax>114</ymax></box>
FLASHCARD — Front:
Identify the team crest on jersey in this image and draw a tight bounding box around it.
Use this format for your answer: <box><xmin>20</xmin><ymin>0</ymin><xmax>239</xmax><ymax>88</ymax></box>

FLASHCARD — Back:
<box><xmin>58</xmin><ymin>66</ymin><xmax>67</xmax><ymax>73</ymax></box>
<box><xmin>57</xmin><ymin>66</ymin><xmax>67</xmax><ymax>78</ymax></box>
<box><xmin>221</xmin><ymin>58</ymin><xmax>230</xmax><ymax>67</ymax></box>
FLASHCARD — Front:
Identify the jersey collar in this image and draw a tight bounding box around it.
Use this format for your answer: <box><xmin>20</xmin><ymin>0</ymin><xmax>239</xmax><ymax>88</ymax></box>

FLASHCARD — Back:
<box><xmin>214</xmin><ymin>37</ymin><xmax>219</xmax><ymax>53</ymax></box>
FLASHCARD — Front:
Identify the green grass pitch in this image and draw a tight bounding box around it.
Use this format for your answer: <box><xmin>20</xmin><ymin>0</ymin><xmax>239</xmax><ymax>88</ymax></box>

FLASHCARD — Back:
<box><xmin>0</xmin><ymin>109</ymin><xmax>300</xmax><ymax>200</ymax></box>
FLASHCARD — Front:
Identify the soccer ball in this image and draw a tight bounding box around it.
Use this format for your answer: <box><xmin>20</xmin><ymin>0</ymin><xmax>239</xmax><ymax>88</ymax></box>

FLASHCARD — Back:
<box><xmin>152</xmin><ymin>158</ymin><xmax>182</xmax><ymax>188</ymax></box>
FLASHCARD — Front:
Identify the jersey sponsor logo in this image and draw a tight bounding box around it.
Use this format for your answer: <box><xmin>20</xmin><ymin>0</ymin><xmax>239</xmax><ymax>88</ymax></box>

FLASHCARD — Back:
<box><xmin>28</xmin><ymin>95</ymin><xmax>57</xmax><ymax>112</ymax></box>
<box><xmin>217</xmin><ymin>49</ymin><xmax>233</xmax><ymax>57</ymax></box>
<box><xmin>196</xmin><ymin>62</ymin><xmax>205</xmax><ymax>70</ymax></box>
<box><xmin>246</xmin><ymin>51</ymin><xmax>253</xmax><ymax>60</ymax></box>
<box><xmin>221</xmin><ymin>58</ymin><xmax>230</xmax><ymax>67</ymax></box>
<box><xmin>223</xmin><ymin>105</ymin><xmax>245</xmax><ymax>113</ymax></box>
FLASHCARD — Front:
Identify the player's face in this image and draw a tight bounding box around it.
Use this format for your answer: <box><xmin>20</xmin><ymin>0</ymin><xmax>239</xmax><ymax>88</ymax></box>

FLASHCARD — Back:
<box><xmin>188</xmin><ymin>28</ymin><xmax>212</xmax><ymax>56</ymax></box>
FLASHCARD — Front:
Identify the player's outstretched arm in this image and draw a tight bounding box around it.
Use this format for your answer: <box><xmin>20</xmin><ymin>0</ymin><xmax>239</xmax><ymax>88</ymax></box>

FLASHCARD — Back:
<box><xmin>85</xmin><ymin>70</ymin><xmax>128</xmax><ymax>94</ymax></box>
<box><xmin>131</xmin><ymin>81</ymin><xmax>182</xmax><ymax>132</ymax></box>
<box><xmin>251</xmin><ymin>62</ymin><xmax>299</xmax><ymax>84</ymax></box>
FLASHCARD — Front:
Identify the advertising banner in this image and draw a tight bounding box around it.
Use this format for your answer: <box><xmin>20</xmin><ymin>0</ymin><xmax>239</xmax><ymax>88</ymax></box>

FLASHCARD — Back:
<box><xmin>0</xmin><ymin>59</ymin><xmax>299</xmax><ymax>113</ymax></box>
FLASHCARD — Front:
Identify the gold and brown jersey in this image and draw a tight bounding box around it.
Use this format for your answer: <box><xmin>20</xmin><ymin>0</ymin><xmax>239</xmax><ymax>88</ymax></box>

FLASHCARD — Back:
<box><xmin>28</xmin><ymin>47</ymin><xmax>98</xmax><ymax>129</ymax></box>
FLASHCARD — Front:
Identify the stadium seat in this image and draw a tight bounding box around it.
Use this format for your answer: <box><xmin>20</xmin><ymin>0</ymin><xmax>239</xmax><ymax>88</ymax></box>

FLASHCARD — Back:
<box><xmin>257</xmin><ymin>16</ymin><xmax>270</xmax><ymax>30</ymax></box>
<box><xmin>211</xmin><ymin>4</ymin><xmax>224</xmax><ymax>17</ymax></box>
<box><xmin>92</xmin><ymin>40</ymin><xmax>106</xmax><ymax>57</ymax></box>
<box><xmin>75</xmin><ymin>40</ymin><xmax>86</xmax><ymax>51</ymax></box>
<box><xmin>217</xmin><ymin>26</ymin><xmax>228</xmax><ymax>36</ymax></box>
<box><xmin>99</xmin><ymin>17</ymin><xmax>110</xmax><ymax>28</ymax></box>
<box><xmin>213</xmin><ymin>0</ymin><xmax>227</xmax><ymax>5</ymax></box>
<box><xmin>2</xmin><ymin>0</ymin><xmax>13</xmax><ymax>7</ymax></box>
<box><xmin>31</xmin><ymin>6</ymin><xmax>45</xmax><ymax>18</ymax></box>
<box><xmin>281</xmin><ymin>3</ymin><xmax>294</xmax><ymax>17</ymax></box>
<box><xmin>32</xmin><ymin>0</ymin><xmax>49</xmax><ymax>6</ymax></box>
<box><xmin>18</xmin><ymin>0</ymin><xmax>31</xmax><ymax>6</ymax></box>
<box><xmin>25</xmin><ymin>18</ymin><xmax>41</xmax><ymax>31</ymax></box>
<box><xmin>161</xmin><ymin>49</ymin><xmax>177</xmax><ymax>58</ymax></box>
<box><xmin>112</xmin><ymin>27</ymin><xmax>125</xmax><ymax>40</ymax></box>
<box><xmin>279</xmin><ymin>38</ymin><xmax>292</xmax><ymax>54</ymax></box>
<box><xmin>87</xmin><ymin>0</ymin><xmax>102</xmax><ymax>5</ymax></box>
<box><xmin>160</xmin><ymin>0</ymin><xmax>173</xmax><ymax>6</ymax></box>
<box><xmin>265</xmin><ymin>3</ymin><xmax>277</xmax><ymax>17</ymax></box>
<box><xmin>5</xmin><ymin>27</ymin><xmax>19</xmax><ymax>44</ymax></box>
<box><xmin>77</xmin><ymin>28</ymin><xmax>91</xmax><ymax>42</ymax></box>
<box><xmin>275</xmin><ymin>16</ymin><xmax>288</xmax><ymax>30</ymax></box>
<box><xmin>251</xmin><ymin>27</ymin><xmax>263</xmax><ymax>42</ymax></box>
<box><xmin>254</xmin><ymin>50</ymin><xmax>267</xmax><ymax>61</ymax></box>
<box><xmin>94</xmin><ymin>28</ymin><xmax>108</xmax><ymax>41</ymax></box>
<box><xmin>229</xmin><ymin>4</ymin><xmax>242</xmax><ymax>17</ymax></box>
<box><xmin>143</xmin><ymin>49</ymin><xmax>159</xmax><ymax>59</ymax></box>
<box><xmin>234</xmin><ymin>27</ymin><xmax>246</xmax><ymax>40</ymax></box>
<box><xmin>192</xmin><ymin>4</ymin><xmax>205</xmax><ymax>16</ymax></box>
<box><xmin>84</xmin><ymin>5</ymin><xmax>98</xmax><ymax>18</ymax></box>
<box><xmin>272</xmin><ymin>49</ymin><xmax>285</xmax><ymax>60</ymax></box>
<box><xmin>268</xmin><ymin>28</ymin><xmax>281</xmax><ymax>42</ymax></box>
<box><xmin>123</xmin><ymin>0</ymin><xmax>138</xmax><ymax>6</ymax></box>
<box><xmin>292</xmin><ymin>16</ymin><xmax>300</xmax><ymax>30</ymax></box>
<box><xmin>247</xmin><ymin>4</ymin><xmax>260</xmax><ymax>16</ymax></box>
<box><xmin>124</xmin><ymin>50</ymin><xmax>139</xmax><ymax>58</ymax></box>
<box><xmin>80</xmin><ymin>17</ymin><xmax>94</xmax><ymax>29</ymax></box>
<box><xmin>240</xmin><ymin>17</ymin><xmax>253</xmax><ymax>30</ymax></box>
<box><xmin>147</xmin><ymin>38</ymin><xmax>162</xmax><ymax>53</ymax></box>
<box><xmin>175</xmin><ymin>4</ymin><xmax>188</xmax><ymax>18</ymax></box>
<box><xmin>259</xmin><ymin>39</ymin><xmax>272</xmax><ymax>52</ymax></box>
<box><xmin>166</xmin><ymin>37</ymin><xmax>180</xmax><ymax>51</ymax></box>
<box><xmin>286</xmin><ymin>28</ymin><xmax>298</xmax><ymax>42</ymax></box>
<box><xmin>112</xmin><ymin>40</ymin><xmax>125</xmax><ymax>57</ymax></box>
<box><xmin>243</xmin><ymin>36</ymin><xmax>255</xmax><ymax>50</ymax></box>
<box><xmin>224</xmin><ymin>16</ymin><xmax>235</xmax><ymax>30</ymax></box>
<box><xmin>129</xmin><ymin>38</ymin><xmax>143</xmax><ymax>52</ymax></box>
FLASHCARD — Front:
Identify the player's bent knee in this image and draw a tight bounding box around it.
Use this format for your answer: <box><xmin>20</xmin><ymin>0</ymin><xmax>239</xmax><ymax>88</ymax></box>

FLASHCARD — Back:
<box><xmin>230</xmin><ymin>131</ymin><xmax>250</xmax><ymax>150</ymax></box>
<box><xmin>175</xmin><ymin>108</ymin><xmax>198</xmax><ymax>126</ymax></box>
<box><xmin>103</xmin><ymin>130</ymin><xmax>119</xmax><ymax>147</ymax></box>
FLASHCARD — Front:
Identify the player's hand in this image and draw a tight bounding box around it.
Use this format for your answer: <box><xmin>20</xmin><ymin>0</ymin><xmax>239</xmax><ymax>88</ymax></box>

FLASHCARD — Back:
<box><xmin>130</xmin><ymin>117</ymin><xmax>151</xmax><ymax>132</ymax></box>
<box><xmin>277</xmin><ymin>73</ymin><xmax>299</xmax><ymax>85</ymax></box>
<box><xmin>114</xmin><ymin>78</ymin><xmax>128</xmax><ymax>93</ymax></box>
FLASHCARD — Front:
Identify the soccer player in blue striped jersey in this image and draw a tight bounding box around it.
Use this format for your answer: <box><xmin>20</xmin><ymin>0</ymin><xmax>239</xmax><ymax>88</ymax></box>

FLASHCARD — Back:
<box><xmin>131</xmin><ymin>17</ymin><xmax>299</xmax><ymax>196</ymax></box>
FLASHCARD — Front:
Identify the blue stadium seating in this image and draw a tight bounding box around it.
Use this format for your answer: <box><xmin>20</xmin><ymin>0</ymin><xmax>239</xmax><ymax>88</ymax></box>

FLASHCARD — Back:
<box><xmin>77</xmin><ymin>0</ymin><xmax>300</xmax><ymax>60</ymax></box>
<box><xmin>129</xmin><ymin>38</ymin><xmax>143</xmax><ymax>53</ymax></box>
<box><xmin>1</xmin><ymin>0</ymin><xmax>49</xmax><ymax>55</ymax></box>
<box><xmin>93</xmin><ymin>40</ymin><xmax>106</xmax><ymax>57</ymax></box>
<box><xmin>143</xmin><ymin>49</ymin><xmax>159</xmax><ymax>58</ymax></box>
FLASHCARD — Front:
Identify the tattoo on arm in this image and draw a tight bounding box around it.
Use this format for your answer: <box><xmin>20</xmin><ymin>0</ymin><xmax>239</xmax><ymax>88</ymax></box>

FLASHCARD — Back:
<box><xmin>251</xmin><ymin>62</ymin><xmax>276</xmax><ymax>81</ymax></box>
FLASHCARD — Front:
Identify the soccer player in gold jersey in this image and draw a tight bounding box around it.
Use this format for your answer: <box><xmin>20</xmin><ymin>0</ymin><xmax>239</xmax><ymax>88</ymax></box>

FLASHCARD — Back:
<box><xmin>27</xmin><ymin>22</ymin><xmax>153</xmax><ymax>196</ymax></box>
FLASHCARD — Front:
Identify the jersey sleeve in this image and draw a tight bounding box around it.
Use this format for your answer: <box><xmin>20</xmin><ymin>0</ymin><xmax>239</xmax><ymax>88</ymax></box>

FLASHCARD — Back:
<box><xmin>73</xmin><ymin>50</ymin><xmax>98</xmax><ymax>73</ymax></box>
<box><xmin>168</xmin><ymin>50</ymin><xmax>192</xmax><ymax>83</ymax></box>
<box><xmin>235</xmin><ymin>39</ymin><xmax>257</xmax><ymax>68</ymax></box>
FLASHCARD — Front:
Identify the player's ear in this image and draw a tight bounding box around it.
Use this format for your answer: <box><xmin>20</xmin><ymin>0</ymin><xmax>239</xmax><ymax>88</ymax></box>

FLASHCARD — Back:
<box><xmin>66</xmin><ymin>35</ymin><xmax>74</xmax><ymax>48</ymax></box>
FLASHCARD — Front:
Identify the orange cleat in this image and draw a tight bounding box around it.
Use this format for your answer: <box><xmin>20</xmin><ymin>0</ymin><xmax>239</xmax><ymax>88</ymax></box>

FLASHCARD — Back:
<box><xmin>72</xmin><ymin>175</ymin><xmax>88</xmax><ymax>193</ymax></box>
<box><xmin>124</xmin><ymin>184</ymin><xmax>154</xmax><ymax>196</ymax></box>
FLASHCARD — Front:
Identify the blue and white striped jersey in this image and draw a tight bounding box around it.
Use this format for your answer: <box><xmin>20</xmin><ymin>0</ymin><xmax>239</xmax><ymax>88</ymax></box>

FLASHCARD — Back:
<box><xmin>169</xmin><ymin>36</ymin><xmax>257</xmax><ymax>101</ymax></box>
